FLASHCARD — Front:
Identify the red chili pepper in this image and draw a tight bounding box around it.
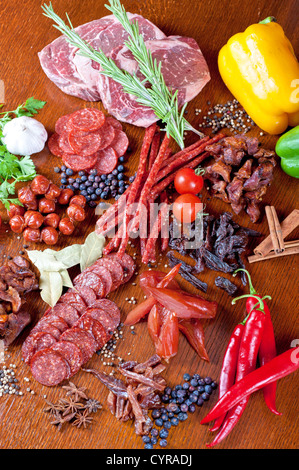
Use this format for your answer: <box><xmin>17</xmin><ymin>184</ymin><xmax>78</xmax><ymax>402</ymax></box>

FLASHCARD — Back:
<box><xmin>201</xmin><ymin>346</ymin><xmax>299</xmax><ymax>425</ymax></box>
<box><xmin>206</xmin><ymin>297</ymin><xmax>267</xmax><ymax>446</ymax></box>
<box><xmin>124</xmin><ymin>264</ymin><xmax>181</xmax><ymax>325</ymax></box>
<box><xmin>234</xmin><ymin>268</ymin><xmax>281</xmax><ymax>416</ymax></box>
<box><xmin>145</xmin><ymin>285</ymin><xmax>218</xmax><ymax>320</ymax></box>
<box><xmin>209</xmin><ymin>322</ymin><xmax>245</xmax><ymax>432</ymax></box>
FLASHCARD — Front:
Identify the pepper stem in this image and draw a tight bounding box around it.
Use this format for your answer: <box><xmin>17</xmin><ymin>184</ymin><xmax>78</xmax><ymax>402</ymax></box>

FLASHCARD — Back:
<box><xmin>231</xmin><ymin>294</ymin><xmax>271</xmax><ymax>314</ymax></box>
<box><xmin>233</xmin><ymin>268</ymin><xmax>257</xmax><ymax>295</ymax></box>
<box><xmin>259</xmin><ymin>16</ymin><xmax>277</xmax><ymax>24</ymax></box>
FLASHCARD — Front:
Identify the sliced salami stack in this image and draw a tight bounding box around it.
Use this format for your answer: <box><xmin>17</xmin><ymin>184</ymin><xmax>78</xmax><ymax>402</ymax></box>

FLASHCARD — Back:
<box><xmin>22</xmin><ymin>253</ymin><xmax>135</xmax><ymax>386</ymax></box>
<box><xmin>48</xmin><ymin>108</ymin><xmax>129</xmax><ymax>174</ymax></box>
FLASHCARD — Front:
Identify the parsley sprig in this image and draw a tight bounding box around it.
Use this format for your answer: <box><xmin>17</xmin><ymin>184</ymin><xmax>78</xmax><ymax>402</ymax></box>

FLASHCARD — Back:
<box><xmin>41</xmin><ymin>1</ymin><xmax>204</xmax><ymax>149</ymax></box>
<box><xmin>0</xmin><ymin>97</ymin><xmax>46</xmax><ymax>209</ymax></box>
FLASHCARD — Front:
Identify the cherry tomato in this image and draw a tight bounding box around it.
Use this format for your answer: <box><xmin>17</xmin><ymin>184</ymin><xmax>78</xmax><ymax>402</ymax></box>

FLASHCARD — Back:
<box><xmin>172</xmin><ymin>193</ymin><xmax>202</xmax><ymax>223</ymax></box>
<box><xmin>174</xmin><ymin>168</ymin><xmax>204</xmax><ymax>195</ymax></box>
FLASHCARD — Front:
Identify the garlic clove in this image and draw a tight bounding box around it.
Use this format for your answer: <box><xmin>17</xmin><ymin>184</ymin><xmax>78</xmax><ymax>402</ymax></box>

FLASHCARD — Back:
<box><xmin>2</xmin><ymin>116</ymin><xmax>48</xmax><ymax>156</ymax></box>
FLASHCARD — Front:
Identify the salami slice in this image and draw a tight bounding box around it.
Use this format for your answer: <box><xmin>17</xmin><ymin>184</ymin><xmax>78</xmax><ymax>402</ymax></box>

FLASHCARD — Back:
<box><xmin>36</xmin><ymin>314</ymin><xmax>69</xmax><ymax>334</ymax></box>
<box><xmin>90</xmin><ymin>299</ymin><xmax>120</xmax><ymax>330</ymax></box>
<box><xmin>62</xmin><ymin>151</ymin><xmax>98</xmax><ymax>172</ymax></box>
<box><xmin>106</xmin><ymin>253</ymin><xmax>135</xmax><ymax>284</ymax></box>
<box><xmin>73</xmin><ymin>271</ymin><xmax>105</xmax><ymax>298</ymax></box>
<box><xmin>74</xmin><ymin>312</ymin><xmax>109</xmax><ymax>349</ymax></box>
<box><xmin>69</xmin><ymin>109</ymin><xmax>105</xmax><ymax>132</ymax></box>
<box><xmin>97</xmin><ymin>123</ymin><xmax>115</xmax><ymax>150</ymax></box>
<box><xmin>55</xmin><ymin>113</ymin><xmax>73</xmax><ymax>135</ymax></box>
<box><xmin>48</xmin><ymin>133</ymin><xmax>64</xmax><ymax>157</ymax></box>
<box><xmin>90</xmin><ymin>318</ymin><xmax>110</xmax><ymax>349</ymax></box>
<box><xmin>84</xmin><ymin>306</ymin><xmax>118</xmax><ymax>335</ymax></box>
<box><xmin>59</xmin><ymin>289</ymin><xmax>87</xmax><ymax>311</ymax></box>
<box><xmin>106</xmin><ymin>116</ymin><xmax>122</xmax><ymax>130</ymax></box>
<box><xmin>110</xmin><ymin>130</ymin><xmax>129</xmax><ymax>157</ymax></box>
<box><xmin>95</xmin><ymin>257</ymin><xmax>124</xmax><ymax>289</ymax></box>
<box><xmin>78</xmin><ymin>286</ymin><xmax>97</xmax><ymax>306</ymax></box>
<box><xmin>52</xmin><ymin>340</ymin><xmax>84</xmax><ymax>378</ymax></box>
<box><xmin>32</xmin><ymin>323</ymin><xmax>62</xmax><ymax>341</ymax></box>
<box><xmin>30</xmin><ymin>348</ymin><xmax>71</xmax><ymax>386</ymax></box>
<box><xmin>58</xmin><ymin>132</ymin><xmax>74</xmax><ymax>154</ymax></box>
<box><xmin>51</xmin><ymin>303</ymin><xmax>80</xmax><ymax>327</ymax></box>
<box><xmin>86</xmin><ymin>264</ymin><xmax>113</xmax><ymax>297</ymax></box>
<box><xmin>22</xmin><ymin>331</ymin><xmax>57</xmax><ymax>364</ymax></box>
<box><xmin>60</xmin><ymin>327</ymin><xmax>97</xmax><ymax>364</ymax></box>
<box><xmin>93</xmin><ymin>147</ymin><xmax>118</xmax><ymax>175</ymax></box>
<box><xmin>68</xmin><ymin>129</ymin><xmax>102</xmax><ymax>156</ymax></box>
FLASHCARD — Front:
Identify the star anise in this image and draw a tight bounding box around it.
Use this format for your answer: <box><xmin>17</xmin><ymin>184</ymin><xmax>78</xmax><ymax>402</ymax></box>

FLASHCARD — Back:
<box><xmin>43</xmin><ymin>399</ymin><xmax>64</xmax><ymax>415</ymax></box>
<box><xmin>84</xmin><ymin>398</ymin><xmax>102</xmax><ymax>413</ymax></box>
<box><xmin>72</xmin><ymin>409</ymin><xmax>93</xmax><ymax>429</ymax></box>
<box><xmin>58</xmin><ymin>396</ymin><xmax>85</xmax><ymax>416</ymax></box>
<box><xmin>50</xmin><ymin>410</ymin><xmax>76</xmax><ymax>431</ymax></box>
<box><xmin>62</xmin><ymin>381</ymin><xmax>88</xmax><ymax>401</ymax></box>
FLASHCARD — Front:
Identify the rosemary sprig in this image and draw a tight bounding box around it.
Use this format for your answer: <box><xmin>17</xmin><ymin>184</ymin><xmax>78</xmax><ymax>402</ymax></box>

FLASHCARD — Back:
<box><xmin>41</xmin><ymin>1</ymin><xmax>204</xmax><ymax>148</ymax></box>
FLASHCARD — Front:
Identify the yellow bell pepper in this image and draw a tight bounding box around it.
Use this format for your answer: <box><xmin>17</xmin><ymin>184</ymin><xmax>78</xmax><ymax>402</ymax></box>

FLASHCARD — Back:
<box><xmin>218</xmin><ymin>17</ymin><xmax>299</xmax><ymax>135</ymax></box>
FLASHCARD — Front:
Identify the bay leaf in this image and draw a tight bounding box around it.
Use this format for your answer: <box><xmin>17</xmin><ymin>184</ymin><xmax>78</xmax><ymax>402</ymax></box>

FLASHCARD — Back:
<box><xmin>27</xmin><ymin>250</ymin><xmax>67</xmax><ymax>273</ymax></box>
<box><xmin>60</xmin><ymin>269</ymin><xmax>74</xmax><ymax>289</ymax></box>
<box><xmin>79</xmin><ymin>231</ymin><xmax>105</xmax><ymax>271</ymax></box>
<box><xmin>39</xmin><ymin>271</ymin><xmax>63</xmax><ymax>307</ymax></box>
<box><xmin>46</xmin><ymin>244</ymin><xmax>82</xmax><ymax>269</ymax></box>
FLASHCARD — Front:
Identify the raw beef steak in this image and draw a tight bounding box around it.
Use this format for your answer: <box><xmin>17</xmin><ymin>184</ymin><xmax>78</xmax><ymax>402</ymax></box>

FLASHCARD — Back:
<box><xmin>39</xmin><ymin>13</ymin><xmax>210</xmax><ymax>127</ymax></box>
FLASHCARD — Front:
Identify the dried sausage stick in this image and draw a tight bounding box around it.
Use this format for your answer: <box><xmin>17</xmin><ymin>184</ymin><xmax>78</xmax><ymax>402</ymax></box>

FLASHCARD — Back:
<box><xmin>117</xmin><ymin>123</ymin><xmax>158</xmax><ymax>258</ymax></box>
<box><xmin>148</xmin><ymin>131</ymin><xmax>161</xmax><ymax>171</ymax></box>
<box><xmin>128</xmin><ymin>133</ymin><xmax>171</xmax><ymax>239</ymax></box>
<box><xmin>155</xmin><ymin>135</ymin><xmax>217</xmax><ymax>183</ymax></box>
<box><xmin>159</xmin><ymin>135</ymin><xmax>210</xmax><ymax>170</ymax></box>
<box><xmin>142</xmin><ymin>194</ymin><xmax>169</xmax><ymax>264</ymax></box>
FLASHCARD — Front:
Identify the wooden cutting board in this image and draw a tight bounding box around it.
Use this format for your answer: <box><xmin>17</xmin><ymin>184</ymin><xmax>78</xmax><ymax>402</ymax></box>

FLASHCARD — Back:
<box><xmin>0</xmin><ymin>0</ymin><xmax>298</xmax><ymax>450</ymax></box>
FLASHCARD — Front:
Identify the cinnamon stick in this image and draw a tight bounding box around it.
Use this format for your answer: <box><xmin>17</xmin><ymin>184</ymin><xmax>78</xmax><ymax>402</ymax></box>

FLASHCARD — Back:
<box><xmin>248</xmin><ymin>245</ymin><xmax>299</xmax><ymax>263</ymax></box>
<box><xmin>265</xmin><ymin>206</ymin><xmax>284</xmax><ymax>254</ymax></box>
<box><xmin>254</xmin><ymin>209</ymin><xmax>299</xmax><ymax>257</ymax></box>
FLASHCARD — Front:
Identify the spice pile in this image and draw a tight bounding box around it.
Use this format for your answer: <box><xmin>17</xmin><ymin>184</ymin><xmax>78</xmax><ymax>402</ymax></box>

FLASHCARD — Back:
<box><xmin>43</xmin><ymin>381</ymin><xmax>102</xmax><ymax>430</ymax></box>
<box><xmin>143</xmin><ymin>372</ymin><xmax>217</xmax><ymax>449</ymax></box>
<box><xmin>204</xmin><ymin>134</ymin><xmax>276</xmax><ymax>222</ymax></box>
<box><xmin>54</xmin><ymin>162</ymin><xmax>130</xmax><ymax>208</ymax></box>
<box><xmin>196</xmin><ymin>99</ymin><xmax>256</xmax><ymax>135</ymax></box>
<box><xmin>0</xmin><ymin>364</ymin><xmax>23</xmax><ymax>397</ymax></box>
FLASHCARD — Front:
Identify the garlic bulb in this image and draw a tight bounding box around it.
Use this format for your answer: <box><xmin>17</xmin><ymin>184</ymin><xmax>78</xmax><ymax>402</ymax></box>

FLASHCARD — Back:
<box><xmin>2</xmin><ymin>116</ymin><xmax>48</xmax><ymax>156</ymax></box>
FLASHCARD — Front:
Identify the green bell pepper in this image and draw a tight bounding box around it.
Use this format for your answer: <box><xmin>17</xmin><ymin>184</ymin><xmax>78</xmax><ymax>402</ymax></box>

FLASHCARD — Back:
<box><xmin>275</xmin><ymin>126</ymin><xmax>299</xmax><ymax>178</ymax></box>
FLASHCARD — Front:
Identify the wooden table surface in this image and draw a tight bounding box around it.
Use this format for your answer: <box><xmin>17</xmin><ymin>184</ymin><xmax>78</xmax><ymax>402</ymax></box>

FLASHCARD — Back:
<box><xmin>0</xmin><ymin>0</ymin><xmax>298</xmax><ymax>451</ymax></box>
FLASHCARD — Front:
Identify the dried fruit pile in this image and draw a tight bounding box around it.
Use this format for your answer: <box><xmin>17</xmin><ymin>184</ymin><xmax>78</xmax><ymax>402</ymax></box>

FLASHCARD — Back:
<box><xmin>48</xmin><ymin>108</ymin><xmax>129</xmax><ymax>174</ymax></box>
